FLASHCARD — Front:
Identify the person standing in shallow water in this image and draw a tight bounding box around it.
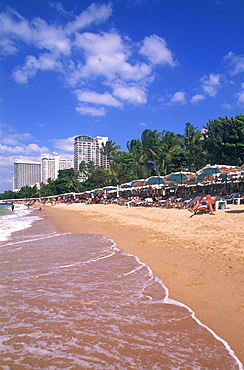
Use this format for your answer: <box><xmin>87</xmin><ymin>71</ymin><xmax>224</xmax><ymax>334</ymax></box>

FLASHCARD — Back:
<box><xmin>11</xmin><ymin>203</ymin><xmax>14</xmax><ymax>211</ymax></box>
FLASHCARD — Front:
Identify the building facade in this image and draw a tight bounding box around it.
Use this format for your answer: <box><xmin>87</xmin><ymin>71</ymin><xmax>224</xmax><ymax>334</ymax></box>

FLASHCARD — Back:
<box><xmin>13</xmin><ymin>159</ymin><xmax>41</xmax><ymax>192</ymax></box>
<box><xmin>74</xmin><ymin>135</ymin><xmax>109</xmax><ymax>172</ymax></box>
<box><xmin>41</xmin><ymin>156</ymin><xmax>73</xmax><ymax>184</ymax></box>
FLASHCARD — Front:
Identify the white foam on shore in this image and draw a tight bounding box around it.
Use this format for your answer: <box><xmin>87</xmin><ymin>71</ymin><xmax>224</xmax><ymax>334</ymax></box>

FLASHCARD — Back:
<box><xmin>108</xmin><ymin>238</ymin><xmax>243</xmax><ymax>369</ymax></box>
<box><xmin>0</xmin><ymin>205</ymin><xmax>40</xmax><ymax>242</ymax></box>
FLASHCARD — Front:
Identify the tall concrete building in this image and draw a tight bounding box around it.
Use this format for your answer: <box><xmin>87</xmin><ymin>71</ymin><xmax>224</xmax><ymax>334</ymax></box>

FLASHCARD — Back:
<box><xmin>74</xmin><ymin>135</ymin><xmax>109</xmax><ymax>172</ymax></box>
<box><xmin>41</xmin><ymin>156</ymin><xmax>73</xmax><ymax>184</ymax></box>
<box><xmin>13</xmin><ymin>159</ymin><xmax>41</xmax><ymax>192</ymax></box>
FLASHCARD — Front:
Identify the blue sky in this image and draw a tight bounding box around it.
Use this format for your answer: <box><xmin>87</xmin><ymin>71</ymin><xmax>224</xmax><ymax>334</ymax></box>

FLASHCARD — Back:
<box><xmin>0</xmin><ymin>0</ymin><xmax>243</xmax><ymax>192</ymax></box>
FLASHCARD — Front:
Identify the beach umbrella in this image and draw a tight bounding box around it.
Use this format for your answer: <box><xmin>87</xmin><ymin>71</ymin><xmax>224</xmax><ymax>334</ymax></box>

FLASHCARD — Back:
<box><xmin>145</xmin><ymin>176</ymin><xmax>165</xmax><ymax>185</ymax></box>
<box><xmin>102</xmin><ymin>186</ymin><xmax>117</xmax><ymax>191</ymax></box>
<box><xmin>163</xmin><ymin>171</ymin><xmax>195</xmax><ymax>184</ymax></box>
<box><xmin>131</xmin><ymin>179</ymin><xmax>146</xmax><ymax>187</ymax></box>
<box><xmin>120</xmin><ymin>182</ymin><xmax>133</xmax><ymax>189</ymax></box>
<box><xmin>196</xmin><ymin>164</ymin><xmax>241</xmax><ymax>184</ymax></box>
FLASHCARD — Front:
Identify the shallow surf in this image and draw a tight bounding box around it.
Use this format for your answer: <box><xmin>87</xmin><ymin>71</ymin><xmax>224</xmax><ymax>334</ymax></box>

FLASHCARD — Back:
<box><xmin>0</xmin><ymin>206</ymin><xmax>242</xmax><ymax>369</ymax></box>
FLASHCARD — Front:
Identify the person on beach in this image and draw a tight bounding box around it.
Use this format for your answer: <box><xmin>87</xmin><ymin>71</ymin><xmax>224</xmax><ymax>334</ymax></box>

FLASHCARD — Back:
<box><xmin>188</xmin><ymin>194</ymin><xmax>215</xmax><ymax>215</ymax></box>
<box><xmin>11</xmin><ymin>202</ymin><xmax>14</xmax><ymax>211</ymax></box>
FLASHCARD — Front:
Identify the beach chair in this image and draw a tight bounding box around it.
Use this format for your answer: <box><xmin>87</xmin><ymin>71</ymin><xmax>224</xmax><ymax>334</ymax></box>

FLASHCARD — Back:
<box><xmin>224</xmin><ymin>193</ymin><xmax>240</xmax><ymax>204</ymax></box>
<box><xmin>185</xmin><ymin>195</ymin><xmax>201</xmax><ymax>210</ymax></box>
<box><xmin>190</xmin><ymin>196</ymin><xmax>216</xmax><ymax>216</ymax></box>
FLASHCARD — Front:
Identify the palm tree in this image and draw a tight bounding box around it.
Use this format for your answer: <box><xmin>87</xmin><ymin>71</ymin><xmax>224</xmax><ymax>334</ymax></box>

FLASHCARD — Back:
<box><xmin>126</xmin><ymin>139</ymin><xmax>145</xmax><ymax>178</ymax></box>
<box><xmin>100</xmin><ymin>140</ymin><xmax>121</xmax><ymax>162</ymax></box>
<box><xmin>159</xmin><ymin>131</ymin><xmax>184</xmax><ymax>174</ymax></box>
<box><xmin>79</xmin><ymin>160</ymin><xmax>88</xmax><ymax>177</ymax></box>
<box><xmin>184</xmin><ymin>122</ymin><xmax>206</xmax><ymax>171</ymax></box>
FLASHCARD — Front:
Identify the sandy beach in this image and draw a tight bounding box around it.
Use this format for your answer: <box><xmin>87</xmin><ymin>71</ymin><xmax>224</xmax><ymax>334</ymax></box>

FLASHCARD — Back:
<box><xmin>41</xmin><ymin>202</ymin><xmax>244</xmax><ymax>365</ymax></box>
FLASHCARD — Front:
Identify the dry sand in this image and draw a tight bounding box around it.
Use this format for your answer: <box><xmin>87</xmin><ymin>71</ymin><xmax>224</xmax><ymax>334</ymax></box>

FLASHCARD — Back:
<box><xmin>41</xmin><ymin>202</ymin><xmax>244</xmax><ymax>365</ymax></box>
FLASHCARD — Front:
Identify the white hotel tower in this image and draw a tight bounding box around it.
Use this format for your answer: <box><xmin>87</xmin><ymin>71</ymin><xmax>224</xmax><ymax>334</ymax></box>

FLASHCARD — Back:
<box><xmin>13</xmin><ymin>159</ymin><xmax>41</xmax><ymax>192</ymax></box>
<box><xmin>41</xmin><ymin>156</ymin><xmax>73</xmax><ymax>184</ymax></box>
<box><xmin>74</xmin><ymin>135</ymin><xmax>109</xmax><ymax>172</ymax></box>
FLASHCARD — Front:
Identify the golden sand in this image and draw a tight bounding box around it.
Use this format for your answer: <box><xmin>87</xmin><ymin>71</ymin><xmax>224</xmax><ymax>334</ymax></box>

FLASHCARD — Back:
<box><xmin>41</xmin><ymin>202</ymin><xmax>244</xmax><ymax>364</ymax></box>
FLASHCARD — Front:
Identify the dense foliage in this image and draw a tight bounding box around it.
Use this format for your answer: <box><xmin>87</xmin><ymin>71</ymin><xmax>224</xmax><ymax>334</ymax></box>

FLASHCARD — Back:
<box><xmin>1</xmin><ymin>114</ymin><xmax>243</xmax><ymax>199</ymax></box>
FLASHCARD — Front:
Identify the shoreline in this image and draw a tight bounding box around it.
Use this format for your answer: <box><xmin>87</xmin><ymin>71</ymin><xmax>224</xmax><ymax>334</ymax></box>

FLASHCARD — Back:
<box><xmin>40</xmin><ymin>202</ymin><xmax>244</xmax><ymax>365</ymax></box>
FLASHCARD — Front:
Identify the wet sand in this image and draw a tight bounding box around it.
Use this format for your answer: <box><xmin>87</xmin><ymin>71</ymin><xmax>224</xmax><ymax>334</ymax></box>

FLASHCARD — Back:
<box><xmin>41</xmin><ymin>202</ymin><xmax>244</xmax><ymax>365</ymax></box>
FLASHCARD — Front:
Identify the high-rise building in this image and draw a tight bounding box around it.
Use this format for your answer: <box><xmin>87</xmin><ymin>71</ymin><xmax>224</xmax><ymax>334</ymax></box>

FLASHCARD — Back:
<box><xmin>41</xmin><ymin>156</ymin><xmax>73</xmax><ymax>183</ymax></box>
<box><xmin>13</xmin><ymin>159</ymin><xmax>41</xmax><ymax>192</ymax></box>
<box><xmin>74</xmin><ymin>135</ymin><xmax>109</xmax><ymax>172</ymax></box>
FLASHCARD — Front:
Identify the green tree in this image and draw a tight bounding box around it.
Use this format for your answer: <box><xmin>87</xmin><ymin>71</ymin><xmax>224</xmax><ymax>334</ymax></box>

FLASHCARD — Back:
<box><xmin>18</xmin><ymin>185</ymin><xmax>39</xmax><ymax>199</ymax></box>
<box><xmin>159</xmin><ymin>131</ymin><xmax>184</xmax><ymax>174</ymax></box>
<box><xmin>126</xmin><ymin>139</ymin><xmax>145</xmax><ymax>178</ymax></box>
<box><xmin>39</xmin><ymin>178</ymin><xmax>56</xmax><ymax>197</ymax></box>
<box><xmin>203</xmin><ymin>114</ymin><xmax>244</xmax><ymax>165</ymax></box>
<box><xmin>79</xmin><ymin>161</ymin><xmax>88</xmax><ymax>177</ymax></box>
<box><xmin>100</xmin><ymin>140</ymin><xmax>121</xmax><ymax>162</ymax></box>
<box><xmin>184</xmin><ymin>122</ymin><xmax>206</xmax><ymax>171</ymax></box>
<box><xmin>54</xmin><ymin>168</ymin><xmax>82</xmax><ymax>193</ymax></box>
<box><xmin>82</xmin><ymin>166</ymin><xmax>109</xmax><ymax>189</ymax></box>
<box><xmin>110</xmin><ymin>152</ymin><xmax>136</xmax><ymax>184</ymax></box>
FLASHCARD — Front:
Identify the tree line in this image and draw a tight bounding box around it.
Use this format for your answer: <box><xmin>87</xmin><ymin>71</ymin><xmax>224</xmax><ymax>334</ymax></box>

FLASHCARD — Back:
<box><xmin>1</xmin><ymin>114</ymin><xmax>243</xmax><ymax>200</ymax></box>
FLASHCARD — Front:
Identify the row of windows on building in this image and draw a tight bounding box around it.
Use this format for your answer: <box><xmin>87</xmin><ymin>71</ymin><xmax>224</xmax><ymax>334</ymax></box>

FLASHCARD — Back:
<box><xmin>13</xmin><ymin>135</ymin><xmax>109</xmax><ymax>192</ymax></box>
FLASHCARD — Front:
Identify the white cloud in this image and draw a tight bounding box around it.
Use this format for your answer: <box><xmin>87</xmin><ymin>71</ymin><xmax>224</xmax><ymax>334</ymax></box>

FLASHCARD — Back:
<box><xmin>49</xmin><ymin>2</ymin><xmax>73</xmax><ymax>16</ymax></box>
<box><xmin>200</xmin><ymin>73</ymin><xmax>221</xmax><ymax>97</ymax></box>
<box><xmin>75</xmin><ymin>105</ymin><xmax>106</xmax><ymax>116</ymax></box>
<box><xmin>25</xmin><ymin>143</ymin><xmax>49</xmax><ymax>153</ymax></box>
<box><xmin>0</xmin><ymin>123</ymin><xmax>33</xmax><ymax>145</ymax></box>
<box><xmin>237</xmin><ymin>83</ymin><xmax>244</xmax><ymax>107</ymax></box>
<box><xmin>139</xmin><ymin>34</ymin><xmax>177</xmax><ymax>66</ymax></box>
<box><xmin>31</xmin><ymin>18</ymin><xmax>71</xmax><ymax>55</ymax></box>
<box><xmin>75</xmin><ymin>89</ymin><xmax>122</xmax><ymax>107</ymax></box>
<box><xmin>0</xmin><ymin>7</ymin><xmax>32</xmax><ymax>51</ymax></box>
<box><xmin>112</xmin><ymin>83</ymin><xmax>147</xmax><ymax>105</ymax></box>
<box><xmin>0</xmin><ymin>4</ymin><xmax>180</xmax><ymax>116</ymax></box>
<box><xmin>12</xmin><ymin>53</ymin><xmax>62</xmax><ymax>84</ymax></box>
<box><xmin>53</xmin><ymin>136</ymin><xmax>74</xmax><ymax>152</ymax></box>
<box><xmin>169</xmin><ymin>91</ymin><xmax>186</xmax><ymax>105</ymax></box>
<box><xmin>0</xmin><ymin>143</ymin><xmax>49</xmax><ymax>155</ymax></box>
<box><xmin>190</xmin><ymin>94</ymin><xmax>206</xmax><ymax>104</ymax></box>
<box><xmin>224</xmin><ymin>51</ymin><xmax>244</xmax><ymax>75</ymax></box>
<box><xmin>74</xmin><ymin>31</ymin><xmax>151</xmax><ymax>82</ymax></box>
<box><xmin>65</xmin><ymin>3</ymin><xmax>112</xmax><ymax>34</ymax></box>
<box><xmin>0</xmin><ymin>144</ymin><xmax>24</xmax><ymax>155</ymax></box>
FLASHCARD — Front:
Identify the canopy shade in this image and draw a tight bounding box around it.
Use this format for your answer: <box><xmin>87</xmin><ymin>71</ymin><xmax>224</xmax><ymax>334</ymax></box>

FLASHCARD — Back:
<box><xmin>102</xmin><ymin>186</ymin><xmax>117</xmax><ymax>191</ymax></box>
<box><xmin>131</xmin><ymin>179</ymin><xmax>146</xmax><ymax>187</ymax></box>
<box><xmin>145</xmin><ymin>176</ymin><xmax>165</xmax><ymax>185</ymax></box>
<box><xmin>196</xmin><ymin>164</ymin><xmax>241</xmax><ymax>183</ymax></box>
<box><xmin>163</xmin><ymin>172</ymin><xmax>196</xmax><ymax>186</ymax></box>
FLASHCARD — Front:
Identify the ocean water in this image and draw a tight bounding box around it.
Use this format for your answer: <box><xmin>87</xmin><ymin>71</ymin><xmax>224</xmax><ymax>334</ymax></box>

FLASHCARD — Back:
<box><xmin>0</xmin><ymin>205</ymin><xmax>243</xmax><ymax>370</ymax></box>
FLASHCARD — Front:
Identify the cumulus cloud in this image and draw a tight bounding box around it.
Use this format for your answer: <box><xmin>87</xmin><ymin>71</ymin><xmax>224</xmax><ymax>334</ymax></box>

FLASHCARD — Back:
<box><xmin>224</xmin><ymin>51</ymin><xmax>244</xmax><ymax>75</ymax></box>
<box><xmin>237</xmin><ymin>83</ymin><xmax>244</xmax><ymax>107</ymax></box>
<box><xmin>0</xmin><ymin>123</ymin><xmax>49</xmax><ymax>157</ymax></box>
<box><xmin>169</xmin><ymin>91</ymin><xmax>186</xmax><ymax>105</ymax></box>
<box><xmin>53</xmin><ymin>136</ymin><xmax>74</xmax><ymax>152</ymax></box>
<box><xmin>74</xmin><ymin>31</ymin><xmax>151</xmax><ymax>82</ymax></box>
<box><xmin>65</xmin><ymin>3</ymin><xmax>112</xmax><ymax>34</ymax></box>
<box><xmin>0</xmin><ymin>7</ymin><xmax>32</xmax><ymax>55</ymax></box>
<box><xmin>0</xmin><ymin>4</ymin><xmax>178</xmax><ymax>116</ymax></box>
<box><xmin>12</xmin><ymin>53</ymin><xmax>62</xmax><ymax>84</ymax></box>
<box><xmin>75</xmin><ymin>105</ymin><xmax>106</xmax><ymax>116</ymax></box>
<box><xmin>139</xmin><ymin>34</ymin><xmax>177</xmax><ymax>66</ymax></box>
<box><xmin>112</xmin><ymin>83</ymin><xmax>147</xmax><ymax>105</ymax></box>
<box><xmin>190</xmin><ymin>94</ymin><xmax>206</xmax><ymax>104</ymax></box>
<box><xmin>200</xmin><ymin>73</ymin><xmax>221</xmax><ymax>97</ymax></box>
<box><xmin>0</xmin><ymin>123</ymin><xmax>33</xmax><ymax>145</ymax></box>
<box><xmin>75</xmin><ymin>89</ymin><xmax>122</xmax><ymax>107</ymax></box>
